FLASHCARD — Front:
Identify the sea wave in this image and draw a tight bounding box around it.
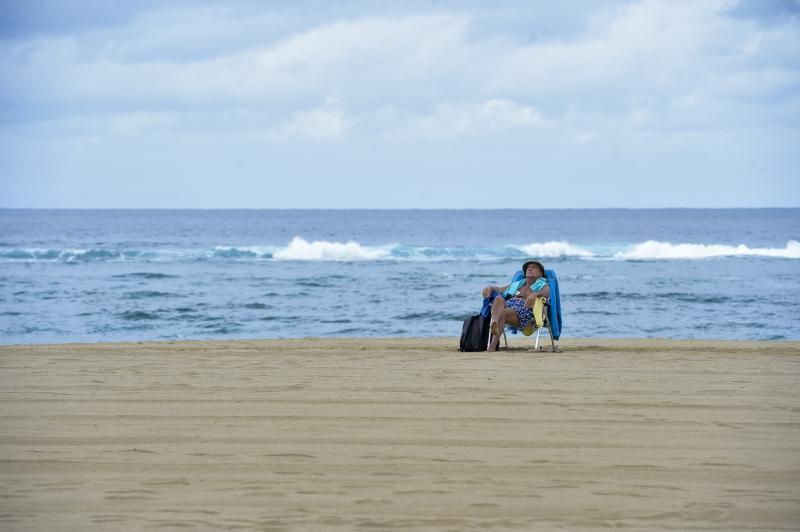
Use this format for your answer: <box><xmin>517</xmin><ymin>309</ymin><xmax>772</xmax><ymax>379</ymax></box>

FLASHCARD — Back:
<box><xmin>212</xmin><ymin>246</ymin><xmax>273</xmax><ymax>260</ymax></box>
<box><xmin>514</xmin><ymin>241</ymin><xmax>594</xmax><ymax>258</ymax></box>
<box><xmin>0</xmin><ymin>248</ymin><xmax>155</xmax><ymax>262</ymax></box>
<box><xmin>1</xmin><ymin>238</ymin><xmax>798</xmax><ymax>263</ymax></box>
<box><xmin>614</xmin><ymin>240</ymin><xmax>800</xmax><ymax>260</ymax></box>
<box><xmin>272</xmin><ymin>237</ymin><xmax>394</xmax><ymax>261</ymax></box>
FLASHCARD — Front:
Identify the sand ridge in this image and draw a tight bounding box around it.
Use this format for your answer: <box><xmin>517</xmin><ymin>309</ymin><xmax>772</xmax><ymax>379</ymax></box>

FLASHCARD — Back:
<box><xmin>1</xmin><ymin>338</ymin><xmax>799</xmax><ymax>530</ymax></box>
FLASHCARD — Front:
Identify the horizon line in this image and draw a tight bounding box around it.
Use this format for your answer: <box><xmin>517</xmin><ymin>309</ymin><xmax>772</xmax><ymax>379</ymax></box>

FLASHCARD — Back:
<box><xmin>1</xmin><ymin>206</ymin><xmax>799</xmax><ymax>211</ymax></box>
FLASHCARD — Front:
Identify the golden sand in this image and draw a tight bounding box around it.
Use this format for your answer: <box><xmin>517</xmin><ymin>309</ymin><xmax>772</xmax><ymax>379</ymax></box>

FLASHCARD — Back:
<box><xmin>1</xmin><ymin>338</ymin><xmax>799</xmax><ymax>531</ymax></box>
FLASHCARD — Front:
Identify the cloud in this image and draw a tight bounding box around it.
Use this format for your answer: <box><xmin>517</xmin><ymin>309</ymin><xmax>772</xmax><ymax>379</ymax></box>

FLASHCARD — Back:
<box><xmin>2</xmin><ymin>12</ymin><xmax>472</xmax><ymax>114</ymax></box>
<box><xmin>1</xmin><ymin>0</ymin><xmax>798</xmax><ymax>208</ymax></box>
<box><xmin>266</xmin><ymin>102</ymin><xmax>350</xmax><ymax>141</ymax></box>
<box><xmin>489</xmin><ymin>1</ymin><xmax>732</xmax><ymax>99</ymax></box>
<box><xmin>393</xmin><ymin>99</ymin><xmax>546</xmax><ymax>139</ymax></box>
<box><xmin>4</xmin><ymin>1</ymin><xmax>797</xmax><ymax>133</ymax></box>
<box><xmin>480</xmin><ymin>0</ymin><xmax>800</xmax><ymax>138</ymax></box>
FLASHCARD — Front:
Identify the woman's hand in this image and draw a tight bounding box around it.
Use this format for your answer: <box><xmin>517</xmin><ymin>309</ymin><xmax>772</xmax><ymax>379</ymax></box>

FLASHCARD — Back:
<box><xmin>482</xmin><ymin>286</ymin><xmax>493</xmax><ymax>298</ymax></box>
<box><xmin>525</xmin><ymin>294</ymin><xmax>539</xmax><ymax>308</ymax></box>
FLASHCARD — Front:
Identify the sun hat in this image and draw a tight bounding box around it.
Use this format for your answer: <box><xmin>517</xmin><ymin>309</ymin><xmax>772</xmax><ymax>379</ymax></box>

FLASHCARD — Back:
<box><xmin>521</xmin><ymin>260</ymin><xmax>546</xmax><ymax>276</ymax></box>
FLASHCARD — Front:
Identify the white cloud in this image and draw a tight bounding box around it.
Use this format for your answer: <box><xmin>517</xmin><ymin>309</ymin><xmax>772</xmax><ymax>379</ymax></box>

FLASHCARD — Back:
<box><xmin>4</xmin><ymin>13</ymin><xmax>472</xmax><ymax>112</ymax></box>
<box><xmin>266</xmin><ymin>103</ymin><xmax>350</xmax><ymax>141</ymax></box>
<box><xmin>483</xmin><ymin>0</ymin><xmax>800</xmax><ymax>136</ymax></box>
<box><xmin>489</xmin><ymin>0</ymin><xmax>727</xmax><ymax>98</ymax></box>
<box><xmin>403</xmin><ymin>99</ymin><xmax>546</xmax><ymax>139</ymax></box>
<box><xmin>5</xmin><ymin>1</ymin><xmax>798</xmax><ymax>130</ymax></box>
<box><xmin>1</xmin><ymin>0</ymin><xmax>799</xmax><ymax>209</ymax></box>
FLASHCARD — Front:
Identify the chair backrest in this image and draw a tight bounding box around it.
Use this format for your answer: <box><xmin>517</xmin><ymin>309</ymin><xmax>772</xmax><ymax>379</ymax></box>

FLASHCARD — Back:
<box><xmin>544</xmin><ymin>269</ymin><xmax>562</xmax><ymax>339</ymax></box>
<box><xmin>507</xmin><ymin>268</ymin><xmax>562</xmax><ymax>340</ymax></box>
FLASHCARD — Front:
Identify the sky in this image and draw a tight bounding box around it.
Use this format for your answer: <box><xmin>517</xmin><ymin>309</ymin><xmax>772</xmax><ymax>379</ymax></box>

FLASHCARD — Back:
<box><xmin>1</xmin><ymin>0</ymin><xmax>799</xmax><ymax>208</ymax></box>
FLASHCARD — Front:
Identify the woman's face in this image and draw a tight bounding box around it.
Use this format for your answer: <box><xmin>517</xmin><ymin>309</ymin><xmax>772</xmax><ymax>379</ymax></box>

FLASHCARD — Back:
<box><xmin>526</xmin><ymin>264</ymin><xmax>543</xmax><ymax>278</ymax></box>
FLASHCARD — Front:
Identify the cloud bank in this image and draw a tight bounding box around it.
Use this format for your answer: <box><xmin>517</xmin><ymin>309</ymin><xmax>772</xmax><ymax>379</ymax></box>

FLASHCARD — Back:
<box><xmin>1</xmin><ymin>0</ymin><xmax>798</xmax><ymax>207</ymax></box>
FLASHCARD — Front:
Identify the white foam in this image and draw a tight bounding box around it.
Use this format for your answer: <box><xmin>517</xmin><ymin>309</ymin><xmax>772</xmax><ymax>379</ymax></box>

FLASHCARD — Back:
<box><xmin>515</xmin><ymin>241</ymin><xmax>594</xmax><ymax>258</ymax></box>
<box><xmin>615</xmin><ymin>240</ymin><xmax>800</xmax><ymax>260</ymax></box>
<box><xmin>273</xmin><ymin>236</ymin><xmax>394</xmax><ymax>261</ymax></box>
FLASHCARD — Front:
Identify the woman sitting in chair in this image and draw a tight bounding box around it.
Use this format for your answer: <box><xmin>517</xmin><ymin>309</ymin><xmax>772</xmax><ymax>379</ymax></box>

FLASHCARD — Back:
<box><xmin>482</xmin><ymin>260</ymin><xmax>550</xmax><ymax>352</ymax></box>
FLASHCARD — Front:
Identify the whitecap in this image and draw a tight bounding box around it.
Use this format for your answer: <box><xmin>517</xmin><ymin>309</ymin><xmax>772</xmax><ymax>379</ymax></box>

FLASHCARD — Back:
<box><xmin>514</xmin><ymin>241</ymin><xmax>594</xmax><ymax>258</ymax></box>
<box><xmin>614</xmin><ymin>240</ymin><xmax>800</xmax><ymax>260</ymax></box>
<box><xmin>273</xmin><ymin>236</ymin><xmax>395</xmax><ymax>261</ymax></box>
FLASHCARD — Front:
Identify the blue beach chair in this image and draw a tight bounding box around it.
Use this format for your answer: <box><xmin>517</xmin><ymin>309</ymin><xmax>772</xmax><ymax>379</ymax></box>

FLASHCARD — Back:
<box><xmin>483</xmin><ymin>269</ymin><xmax>562</xmax><ymax>352</ymax></box>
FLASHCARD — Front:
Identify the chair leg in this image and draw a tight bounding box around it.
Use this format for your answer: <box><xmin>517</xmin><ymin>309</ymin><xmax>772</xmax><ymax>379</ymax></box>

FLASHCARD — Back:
<box><xmin>503</xmin><ymin>331</ymin><xmax>508</xmax><ymax>349</ymax></box>
<box><xmin>534</xmin><ymin>328</ymin><xmax>541</xmax><ymax>350</ymax></box>
<box><xmin>540</xmin><ymin>301</ymin><xmax>559</xmax><ymax>352</ymax></box>
<box><xmin>546</xmin><ymin>323</ymin><xmax>557</xmax><ymax>352</ymax></box>
<box><xmin>540</xmin><ymin>313</ymin><xmax>558</xmax><ymax>353</ymax></box>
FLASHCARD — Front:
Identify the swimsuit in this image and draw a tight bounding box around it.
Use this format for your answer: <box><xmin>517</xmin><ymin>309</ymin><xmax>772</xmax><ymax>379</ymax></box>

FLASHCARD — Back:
<box><xmin>505</xmin><ymin>297</ymin><xmax>534</xmax><ymax>329</ymax></box>
<box><xmin>502</xmin><ymin>276</ymin><xmax>548</xmax><ymax>329</ymax></box>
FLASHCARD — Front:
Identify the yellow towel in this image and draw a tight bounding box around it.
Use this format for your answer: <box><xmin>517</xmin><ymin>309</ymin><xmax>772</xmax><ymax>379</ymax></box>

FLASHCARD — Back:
<box><xmin>522</xmin><ymin>297</ymin><xmax>546</xmax><ymax>336</ymax></box>
<box><xmin>533</xmin><ymin>297</ymin><xmax>545</xmax><ymax>329</ymax></box>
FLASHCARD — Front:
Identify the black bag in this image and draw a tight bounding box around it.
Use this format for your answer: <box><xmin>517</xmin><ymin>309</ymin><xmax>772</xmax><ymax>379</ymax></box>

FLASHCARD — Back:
<box><xmin>459</xmin><ymin>314</ymin><xmax>490</xmax><ymax>352</ymax></box>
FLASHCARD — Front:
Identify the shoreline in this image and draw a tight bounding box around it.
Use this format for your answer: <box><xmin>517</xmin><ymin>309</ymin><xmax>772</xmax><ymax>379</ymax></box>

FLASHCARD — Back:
<box><xmin>1</xmin><ymin>338</ymin><xmax>798</xmax><ymax>530</ymax></box>
<box><xmin>4</xmin><ymin>336</ymin><xmax>800</xmax><ymax>349</ymax></box>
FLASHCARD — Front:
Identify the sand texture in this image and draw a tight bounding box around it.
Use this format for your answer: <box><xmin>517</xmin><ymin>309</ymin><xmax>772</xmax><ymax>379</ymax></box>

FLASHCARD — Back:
<box><xmin>1</xmin><ymin>337</ymin><xmax>799</xmax><ymax>531</ymax></box>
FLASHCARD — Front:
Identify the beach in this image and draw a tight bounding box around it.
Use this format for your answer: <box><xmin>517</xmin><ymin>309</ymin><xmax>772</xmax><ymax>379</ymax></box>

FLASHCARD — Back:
<box><xmin>1</xmin><ymin>338</ymin><xmax>799</xmax><ymax>531</ymax></box>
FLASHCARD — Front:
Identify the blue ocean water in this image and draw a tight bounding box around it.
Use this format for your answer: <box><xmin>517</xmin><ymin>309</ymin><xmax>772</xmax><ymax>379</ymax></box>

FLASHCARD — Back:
<box><xmin>1</xmin><ymin>209</ymin><xmax>798</xmax><ymax>344</ymax></box>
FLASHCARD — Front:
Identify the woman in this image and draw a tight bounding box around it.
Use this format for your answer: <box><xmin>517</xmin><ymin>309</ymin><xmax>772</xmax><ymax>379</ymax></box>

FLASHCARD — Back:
<box><xmin>482</xmin><ymin>260</ymin><xmax>550</xmax><ymax>352</ymax></box>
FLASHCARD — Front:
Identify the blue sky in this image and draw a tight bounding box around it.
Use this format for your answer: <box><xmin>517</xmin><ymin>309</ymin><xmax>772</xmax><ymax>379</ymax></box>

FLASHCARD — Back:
<box><xmin>1</xmin><ymin>0</ymin><xmax>799</xmax><ymax>208</ymax></box>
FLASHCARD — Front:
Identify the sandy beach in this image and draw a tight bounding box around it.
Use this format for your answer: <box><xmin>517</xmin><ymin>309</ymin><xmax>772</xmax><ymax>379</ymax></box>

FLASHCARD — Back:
<box><xmin>1</xmin><ymin>337</ymin><xmax>799</xmax><ymax>531</ymax></box>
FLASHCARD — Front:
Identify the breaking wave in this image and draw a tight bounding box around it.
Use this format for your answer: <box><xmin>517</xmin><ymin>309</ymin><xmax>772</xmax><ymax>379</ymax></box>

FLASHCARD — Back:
<box><xmin>1</xmin><ymin>238</ymin><xmax>798</xmax><ymax>263</ymax></box>
<box><xmin>514</xmin><ymin>241</ymin><xmax>594</xmax><ymax>258</ymax></box>
<box><xmin>614</xmin><ymin>240</ymin><xmax>800</xmax><ymax>260</ymax></box>
<box><xmin>272</xmin><ymin>237</ymin><xmax>394</xmax><ymax>261</ymax></box>
<box><xmin>0</xmin><ymin>248</ymin><xmax>156</xmax><ymax>262</ymax></box>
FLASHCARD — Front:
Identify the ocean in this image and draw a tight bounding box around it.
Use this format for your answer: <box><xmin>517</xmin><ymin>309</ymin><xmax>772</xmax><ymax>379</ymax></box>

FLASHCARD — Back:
<box><xmin>1</xmin><ymin>208</ymin><xmax>798</xmax><ymax>344</ymax></box>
